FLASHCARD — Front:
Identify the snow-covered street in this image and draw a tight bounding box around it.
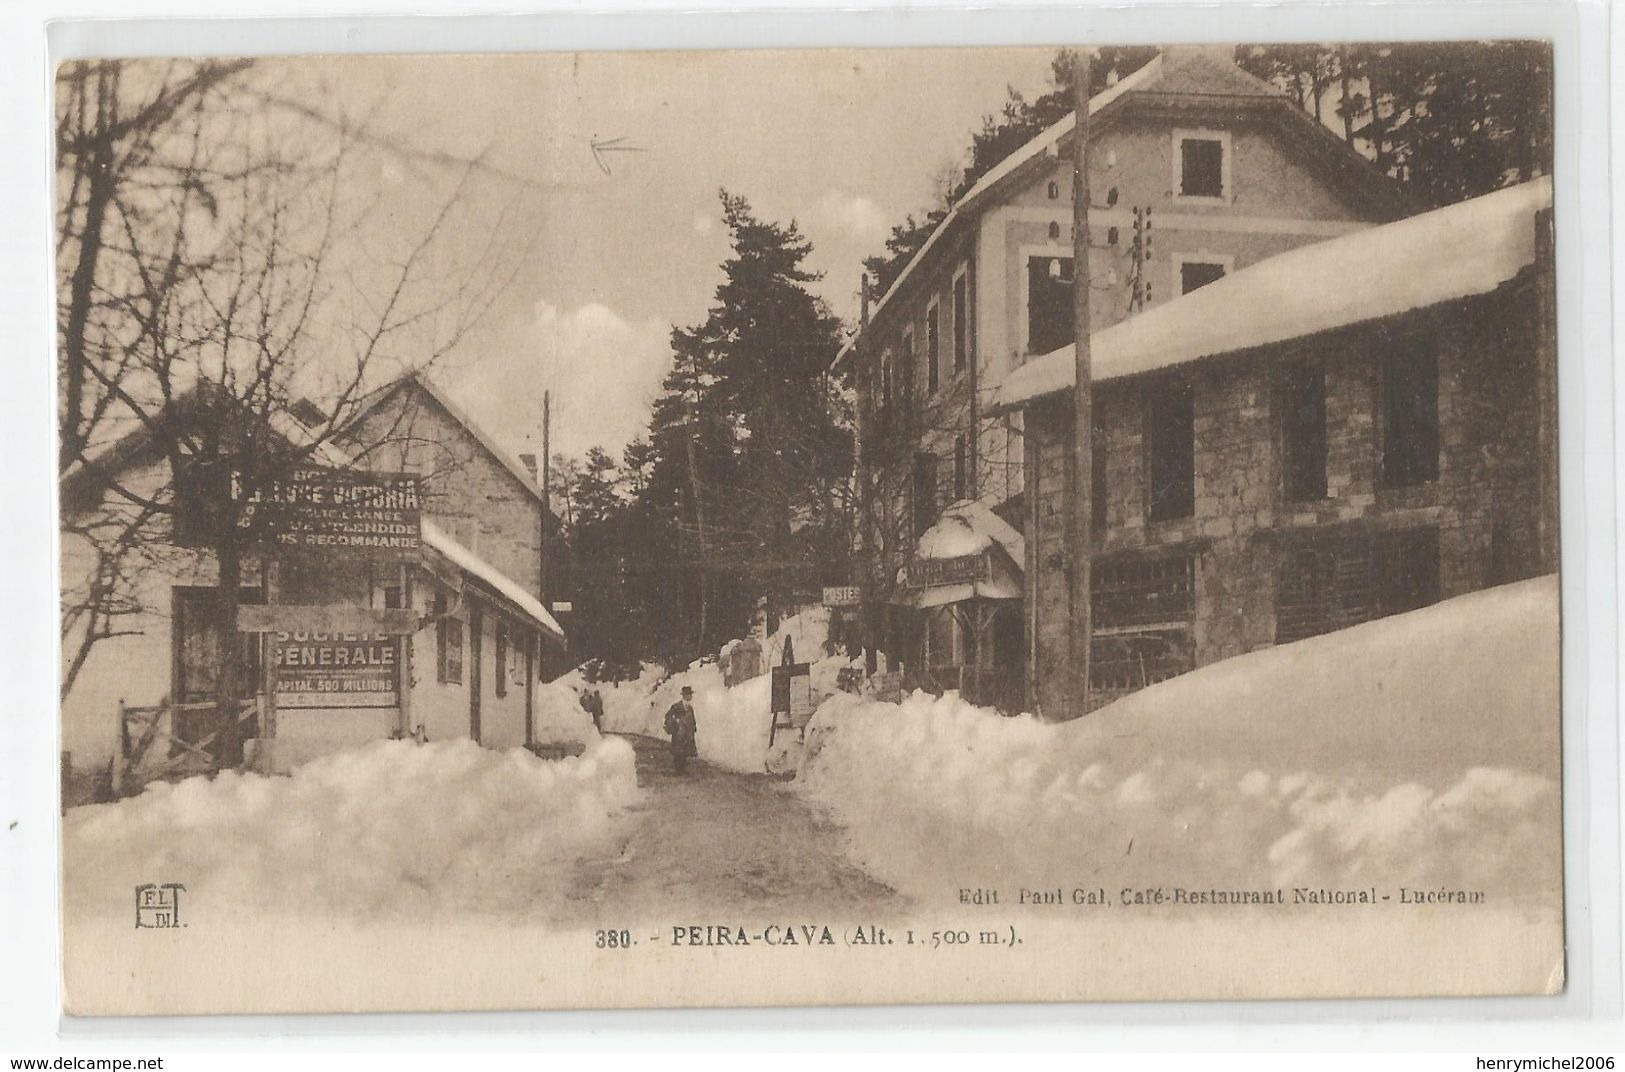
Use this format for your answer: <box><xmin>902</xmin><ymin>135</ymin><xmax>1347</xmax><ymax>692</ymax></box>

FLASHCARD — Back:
<box><xmin>556</xmin><ymin>734</ymin><xmax>903</xmax><ymax>925</ymax></box>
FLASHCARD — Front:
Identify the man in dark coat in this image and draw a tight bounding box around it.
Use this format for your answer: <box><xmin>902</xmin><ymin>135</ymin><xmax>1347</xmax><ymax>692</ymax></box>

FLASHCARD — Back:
<box><xmin>663</xmin><ymin>685</ymin><xmax>698</xmax><ymax>774</ymax></box>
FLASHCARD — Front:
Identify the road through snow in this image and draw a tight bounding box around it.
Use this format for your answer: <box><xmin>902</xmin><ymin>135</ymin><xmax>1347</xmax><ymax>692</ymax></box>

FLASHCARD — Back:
<box><xmin>555</xmin><ymin>734</ymin><xmax>904</xmax><ymax>926</ymax></box>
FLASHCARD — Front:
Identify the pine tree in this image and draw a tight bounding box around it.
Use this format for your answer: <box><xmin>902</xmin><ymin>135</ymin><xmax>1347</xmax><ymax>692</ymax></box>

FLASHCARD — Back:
<box><xmin>632</xmin><ymin>190</ymin><xmax>850</xmax><ymax>657</ymax></box>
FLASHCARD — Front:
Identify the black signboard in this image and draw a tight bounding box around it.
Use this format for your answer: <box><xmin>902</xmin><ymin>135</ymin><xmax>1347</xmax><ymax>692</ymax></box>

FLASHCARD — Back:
<box><xmin>274</xmin><ymin>630</ymin><xmax>400</xmax><ymax>709</ymax></box>
<box><xmin>906</xmin><ymin>552</ymin><xmax>990</xmax><ymax>589</ymax></box>
<box><xmin>234</xmin><ymin>467</ymin><xmax>421</xmax><ymax>555</ymax></box>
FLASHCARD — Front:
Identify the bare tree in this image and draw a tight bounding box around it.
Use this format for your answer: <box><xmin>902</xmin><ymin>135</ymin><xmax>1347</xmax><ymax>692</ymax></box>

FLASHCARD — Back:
<box><xmin>56</xmin><ymin>58</ymin><xmax>522</xmax><ymax>756</ymax></box>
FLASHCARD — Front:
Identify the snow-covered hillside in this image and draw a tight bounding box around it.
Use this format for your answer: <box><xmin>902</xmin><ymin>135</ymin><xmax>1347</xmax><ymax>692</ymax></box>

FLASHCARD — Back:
<box><xmin>63</xmin><ymin>736</ymin><xmax>640</xmax><ymax>919</ymax></box>
<box><xmin>797</xmin><ymin>577</ymin><xmax>1561</xmax><ymax>907</ymax></box>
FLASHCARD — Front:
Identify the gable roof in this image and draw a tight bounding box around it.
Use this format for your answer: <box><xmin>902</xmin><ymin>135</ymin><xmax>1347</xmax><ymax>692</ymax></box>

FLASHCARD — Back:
<box><xmin>834</xmin><ymin>47</ymin><xmax>1412</xmax><ymax>370</ymax></box>
<box><xmin>833</xmin><ymin>56</ymin><xmax>1164</xmax><ymax>371</ymax></box>
<box><xmin>986</xmin><ymin>177</ymin><xmax>1552</xmax><ymax>414</ymax></box>
<box><xmin>59</xmin><ymin>385</ymin><xmax>354</xmax><ymax>515</ymax></box>
<box><xmin>350</xmin><ymin>374</ymin><xmax>546</xmax><ymax>505</ymax></box>
<box><xmin>1140</xmin><ymin>46</ymin><xmax>1282</xmax><ymax>98</ymax></box>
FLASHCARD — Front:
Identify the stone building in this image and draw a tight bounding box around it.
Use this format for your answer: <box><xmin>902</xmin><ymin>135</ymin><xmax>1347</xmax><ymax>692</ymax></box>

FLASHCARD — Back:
<box><xmin>837</xmin><ymin>45</ymin><xmax>1410</xmax><ymax>710</ymax></box>
<box><xmin>986</xmin><ymin>178</ymin><xmax>1557</xmax><ymax>717</ymax></box>
<box><xmin>60</xmin><ymin>374</ymin><xmax>566</xmax><ymax>783</ymax></box>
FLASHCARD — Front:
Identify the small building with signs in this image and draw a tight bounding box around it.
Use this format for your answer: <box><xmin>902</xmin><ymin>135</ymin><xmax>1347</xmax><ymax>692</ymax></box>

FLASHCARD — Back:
<box><xmin>895</xmin><ymin>500</ymin><xmax>1026</xmax><ymax>713</ymax></box>
<box><xmin>60</xmin><ymin>374</ymin><xmax>567</xmax><ymax>785</ymax></box>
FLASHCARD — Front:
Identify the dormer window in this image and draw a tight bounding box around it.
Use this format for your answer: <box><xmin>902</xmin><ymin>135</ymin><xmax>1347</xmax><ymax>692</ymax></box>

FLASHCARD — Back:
<box><xmin>1175</xmin><ymin>130</ymin><xmax>1230</xmax><ymax>201</ymax></box>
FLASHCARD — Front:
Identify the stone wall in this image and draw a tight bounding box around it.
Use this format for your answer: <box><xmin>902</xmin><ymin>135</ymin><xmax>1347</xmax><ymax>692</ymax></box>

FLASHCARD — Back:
<box><xmin>346</xmin><ymin>383</ymin><xmax>545</xmax><ymax>600</ymax></box>
<box><xmin>1027</xmin><ymin>279</ymin><xmax>1548</xmax><ymax>719</ymax></box>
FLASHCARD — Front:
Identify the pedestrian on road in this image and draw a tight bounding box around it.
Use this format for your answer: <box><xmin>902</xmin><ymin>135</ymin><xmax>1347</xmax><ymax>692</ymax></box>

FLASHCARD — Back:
<box><xmin>586</xmin><ymin>689</ymin><xmax>604</xmax><ymax>733</ymax></box>
<box><xmin>664</xmin><ymin>686</ymin><xmax>698</xmax><ymax>775</ymax></box>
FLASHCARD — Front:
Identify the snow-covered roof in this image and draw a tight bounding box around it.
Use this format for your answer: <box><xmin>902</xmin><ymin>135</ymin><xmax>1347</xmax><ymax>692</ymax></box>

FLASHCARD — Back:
<box><xmin>988</xmin><ymin>177</ymin><xmax>1553</xmax><ymax>413</ymax></box>
<box><xmin>915</xmin><ymin>498</ymin><xmax>1026</xmax><ymax>568</ymax></box>
<box><xmin>833</xmin><ymin>55</ymin><xmax>1166</xmax><ymax>370</ymax></box>
<box><xmin>422</xmin><ymin>519</ymin><xmax>564</xmax><ymax>640</ymax></box>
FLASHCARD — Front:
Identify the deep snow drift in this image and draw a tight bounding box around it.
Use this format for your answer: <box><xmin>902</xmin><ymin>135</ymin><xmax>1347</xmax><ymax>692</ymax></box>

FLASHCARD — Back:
<box><xmin>63</xmin><ymin>736</ymin><xmax>640</xmax><ymax>919</ymax></box>
<box><xmin>555</xmin><ymin>604</ymin><xmax>869</xmax><ymax>773</ymax></box>
<box><xmin>531</xmin><ymin>677</ymin><xmax>603</xmax><ymax>747</ymax></box>
<box><xmin>797</xmin><ymin>577</ymin><xmax>1561</xmax><ymax>907</ymax></box>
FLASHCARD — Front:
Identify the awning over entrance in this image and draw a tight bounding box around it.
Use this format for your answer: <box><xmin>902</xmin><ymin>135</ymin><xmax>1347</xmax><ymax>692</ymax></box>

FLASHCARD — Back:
<box><xmin>894</xmin><ymin>499</ymin><xmax>1026</xmax><ymax>608</ymax></box>
<box><xmin>421</xmin><ymin>520</ymin><xmax>566</xmax><ymax>640</ymax></box>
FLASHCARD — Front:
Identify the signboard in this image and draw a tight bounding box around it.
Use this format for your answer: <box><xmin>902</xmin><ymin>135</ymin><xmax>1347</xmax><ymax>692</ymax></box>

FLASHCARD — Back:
<box><xmin>235</xmin><ymin>467</ymin><xmax>421</xmax><ymax>556</ymax></box>
<box><xmin>770</xmin><ymin>661</ymin><xmax>811</xmax><ymax>714</ymax></box>
<box><xmin>822</xmin><ymin>585</ymin><xmax>861</xmax><ymax>607</ymax></box>
<box><xmin>872</xmin><ymin>670</ymin><xmax>904</xmax><ymax>704</ymax></box>
<box><xmin>551</xmin><ymin>601</ymin><xmax>574</xmax><ymax>614</ymax></box>
<box><xmin>238</xmin><ymin>605</ymin><xmax>418</xmax><ymax>635</ymax></box>
<box><xmin>905</xmin><ymin>552</ymin><xmax>990</xmax><ymax>589</ymax></box>
<box><xmin>274</xmin><ymin>630</ymin><xmax>399</xmax><ymax>709</ymax></box>
<box><xmin>768</xmin><ymin>661</ymin><xmax>814</xmax><ymax>746</ymax></box>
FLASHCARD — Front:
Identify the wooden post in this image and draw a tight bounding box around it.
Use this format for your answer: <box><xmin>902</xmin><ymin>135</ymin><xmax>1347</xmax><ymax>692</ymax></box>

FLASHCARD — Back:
<box><xmin>856</xmin><ymin>273</ymin><xmax>880</xmax><ymax>677</ymax></box>
<box><xmin>398</xmin><ymin>559</ymin><xmax>413</xmax><ymax>738</ymax></box>
<box><xmin>261</xmin><ymin>558</ymin><xmax>279</xmax><ymax>747</ymax></box>
<box><xmin>1067</xmin><ymin>49</ymin><xmax>1095</xmax><ymax>719</ymax></box>
<box><xmin>540</xmin><ymin>390</ymin><xmax>550</xmax><ymax>607</ymax></box>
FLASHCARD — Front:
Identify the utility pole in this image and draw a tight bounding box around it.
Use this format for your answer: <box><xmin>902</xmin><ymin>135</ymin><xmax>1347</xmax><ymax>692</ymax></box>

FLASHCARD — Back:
<box><xmin>1067</xmin><ymin>48</ymin><xmax>1095</xmax><ymax>719</ymax></box>
<box><xmin>684</xmin><ymin>390</ymin><xmax>709</xmax><ymax>658</ymax></box>
<box><xmin>540</xmin><ymin>389</ymin><xmax>551</xmax><ymax>677</ymax></box>
<box><xmin>540</xmin><ymin>390</ymin><xmax>551</xmax><ymax>600</ymax></box>
<box><xmin>856</xmin><ymin>273</ymin><xmax>879</xmax><ymax>677</ymax></box>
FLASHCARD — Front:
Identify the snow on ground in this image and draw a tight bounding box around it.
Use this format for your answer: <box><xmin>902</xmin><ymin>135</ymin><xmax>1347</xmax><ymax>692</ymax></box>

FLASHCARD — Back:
<box><xmin>797</xmin><ymin>577</ymin><xmax>1561</xmax><ymax>907</ymax></box>
<box><xmin>63</xmin><ymin>736</ymin><xmax>640</xmax><ymax>920</ymax></box>
<box><xmin>552</xmin><ymin>604</ymin><xmax>865</xmax><ymax>772</ymax></box>
<box><xmin>531</xmin><ymin>678</ymin><xmax>603</xmax><ymax>747</ymax></box>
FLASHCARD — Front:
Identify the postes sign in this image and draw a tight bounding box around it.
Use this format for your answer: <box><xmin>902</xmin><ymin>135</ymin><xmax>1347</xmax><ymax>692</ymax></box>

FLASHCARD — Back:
<box><xmin>234</xmin><ymin>467</ymin><xmax>421</xmax><ymax>555</ymax></box>
<box><xmin>274</xmin><ymin>630</ymin><xmax>399</xmax><ymax>709</ymax></box>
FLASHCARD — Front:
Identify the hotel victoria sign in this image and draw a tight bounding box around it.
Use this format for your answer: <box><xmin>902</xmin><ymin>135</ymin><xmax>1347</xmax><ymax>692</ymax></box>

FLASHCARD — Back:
<box><xmin>233</xmin><ymin>466</ymin><xmax>422</xmax><ymax>554</ymax></box>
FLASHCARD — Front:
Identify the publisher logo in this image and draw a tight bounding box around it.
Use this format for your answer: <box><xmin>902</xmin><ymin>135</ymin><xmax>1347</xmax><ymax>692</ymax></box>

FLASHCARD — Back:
<box><xmin>134</xmin><ymin>883</ymin><xmax>185</xmax><ymax>929</ymax></box>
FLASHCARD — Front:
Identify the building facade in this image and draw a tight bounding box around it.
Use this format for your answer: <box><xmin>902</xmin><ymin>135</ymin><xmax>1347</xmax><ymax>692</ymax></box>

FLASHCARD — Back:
<box><xmin>841</xmin><ymin>46</ymin><xmax>1410</xmax><ymax>710</ymax></box>
<box><xmin>60</xmin><ymin>375</ymin><xmax>566</xmax><ymax>785</ymax></box>
<box><xmin>989</xmin><ymin>179</ymin><xmax>1557</xmax><ymax>717</ymax></box>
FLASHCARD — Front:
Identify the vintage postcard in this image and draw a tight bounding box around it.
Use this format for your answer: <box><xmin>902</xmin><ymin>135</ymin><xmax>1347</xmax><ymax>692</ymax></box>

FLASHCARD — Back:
<box><xmin>56</xmin><ymin>42</ymin><xmax>1562</xmax><ymax>1014</ymax></box>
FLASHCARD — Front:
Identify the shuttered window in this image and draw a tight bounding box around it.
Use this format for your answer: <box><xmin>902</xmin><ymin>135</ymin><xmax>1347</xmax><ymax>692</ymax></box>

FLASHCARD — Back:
<box><xmin>952</xmin><ymin>273</ymin><xmax>969</xmax><ymax>374</ymax></box>
<box><xmin>912</xmin><ymin>452</ymin><xmax>937</xmax><ymax>538</ymax></box>
<box><xmin>1027</xmin><ymin>256</ymin><xmax>1073</xmax><ymax>356</ymax></box>
<box><xmin>926</xmin><ymin>303</ymin><xmax>941</xmax><ymax>393</ymax></box>
<box><xmin>1147</xmin><ymin>377</ymin><xmax>1195</xmax><ymax>521</ymax></box>
<box><xmin>1090</xmin><ymin>554</ymin><xmax>1196</xmax><ymax>693</ymax></box>
<box><xmin>1276</xmin><ymin>527</ymin><xmax>1440</xmax><ymax>644</ymax></box>
<box><xmin>435</xmin><ymin>593</ymin><xmax>464</xmax><ymax>685</ymax></box>
<box><xmin>1179</xmin><ymin>137</ymin><xmax>1224</xmax><ymax>198</ymax></box>
<box><xmin>1381</xmin><ymin>346</ymin><xmax>1440</xmax><ymax>488</ymax></box>
<box><xmin>1281</xmin><ymin>360</ymin><xmax>1328</xmax><ymax>502</ymax></box>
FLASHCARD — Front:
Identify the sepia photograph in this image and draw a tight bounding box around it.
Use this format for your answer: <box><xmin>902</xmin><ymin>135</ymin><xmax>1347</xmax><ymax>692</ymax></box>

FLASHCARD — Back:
<box><xmin>52</xmin><ymin>38</ymin><xmax>1565</xmax><ymax>1015</ymax></box>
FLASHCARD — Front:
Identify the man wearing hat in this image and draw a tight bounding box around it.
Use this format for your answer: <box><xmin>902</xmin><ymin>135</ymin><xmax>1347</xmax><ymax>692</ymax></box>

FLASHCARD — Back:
<box><xmin>663</xmin><ymin>685</ymin><xmax>699</xmax><ymax>775</ymax></box>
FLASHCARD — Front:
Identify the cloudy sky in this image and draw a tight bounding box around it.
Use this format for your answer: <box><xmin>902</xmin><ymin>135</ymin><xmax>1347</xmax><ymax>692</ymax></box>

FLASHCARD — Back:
<box><xmin>293</xmin><ymin>48</ymin><xmax>1058</xmax><ymax>465</ymax></box>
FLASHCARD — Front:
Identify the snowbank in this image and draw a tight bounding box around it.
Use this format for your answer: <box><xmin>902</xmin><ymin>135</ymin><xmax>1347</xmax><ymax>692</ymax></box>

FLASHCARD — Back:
<box><xmin>554</xmin><ymin>603</ymin><xmax>863</xmax><ymax>773</ymax></box>
<box><xmin>798</xmin><ymin>577</ymin><xmax>1561</xmax><ymax>906</ymax></box>
<box><xmin>554</xmin><ymin>662</ymin><xmax>666</xmax><ymax>737</ymax></box>
<box><xmin>63</xmin><ymin>736</ymin><xmax>640</xmax><ymax>919</ymax></box>
<box><xmin>531</xmin><ymin>678</ymin><xmax>603</xmax><ymax>747</ymax></box>
<box><xmin>762</xmin><ymin>603</ymin><xmax>832</xmax><ymax>664</ymax></box>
